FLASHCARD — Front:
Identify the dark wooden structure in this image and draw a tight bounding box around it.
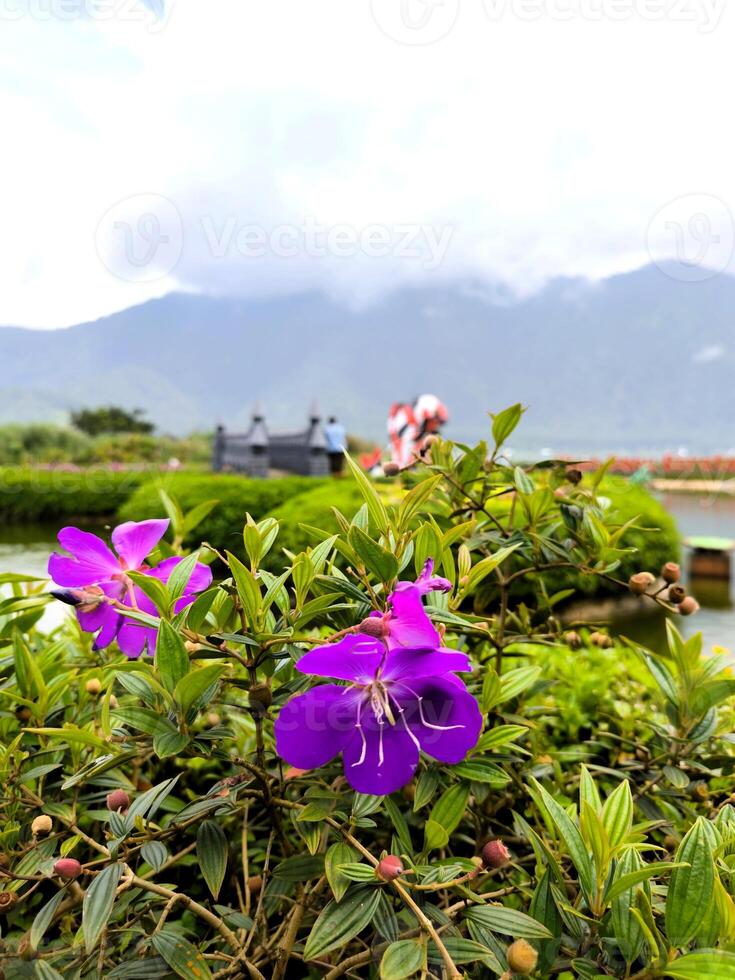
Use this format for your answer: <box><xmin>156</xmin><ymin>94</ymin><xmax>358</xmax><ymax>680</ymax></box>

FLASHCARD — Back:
<box><xmin>212</xmin><ymin>408</ymin><xmax>329</xmax><ymax>478</ymax></box>
<box><xmin>685</xmin><ymin>536</ymin><xmax>734</xmax><ymax>581</ymax></box>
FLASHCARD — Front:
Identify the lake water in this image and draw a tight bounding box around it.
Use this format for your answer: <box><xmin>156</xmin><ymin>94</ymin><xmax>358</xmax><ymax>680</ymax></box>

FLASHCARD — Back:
<box><xmin>1</xmin><ymin>495</ymin><xmax>734</xmax><ymax>650</ymax></box>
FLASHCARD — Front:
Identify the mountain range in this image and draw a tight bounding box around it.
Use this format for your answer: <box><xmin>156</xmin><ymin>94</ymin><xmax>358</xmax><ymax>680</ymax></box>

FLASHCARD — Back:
<box><xmin>1</xmin><ymin>263</ymin><xmax>733</xmax><ymax>453</ymax></box>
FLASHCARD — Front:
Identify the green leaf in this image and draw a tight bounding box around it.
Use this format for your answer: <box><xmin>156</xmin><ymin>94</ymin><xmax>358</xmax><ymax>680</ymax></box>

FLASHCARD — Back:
<box><xmin>345</xmin><ymin>452</ymin><xmax>390</xmax><ymax>534</ymax></box>
<box><xmin>464</xmin><ymin>903</ymin><xmax>553</xmax><ymax>939</ymax></box>
<box><xmin>83</xmin><ymin>862</ymin><xmax>122</xmax><ymax>953</ymax></box>
<box><xmin>152</xmin><ymin>931</ymin><xmax>213</xmax><ymax>980</ymax></box>
<box><xmin>497</xmin><ymin>666</ymin><xmax>541</xmax><ymax>704</ymax></box>
<box><xmin>30</xmin><ymin>890</ymin><xmax>64</xmax><ymax>951</ymax></box>
<box><xmin>153</xmin><ymin>730</ymin><xmax>190</xmax><ymax>759</ymax></box>
<box><xmin>197</xmin><ymin>820</ymin><xmax>228</xmax><ymax>900</ymax></box>
<box><xmin>227</xmin><ymin>552</ymin><xmax>262</xmax><ymax>628</ymax></box>
<box><xmin>155</xmin><ymin>621</ymin><xmax>190</xmax><ymax>693</ymax></box>
<box><xmin>166</xmin><ymin>551</ymin><xmax>203</xmax><ymax>605</ymax></box>
<box><xmin>141</xmin><ymin>841</ymin><xmax>169</xmax><ymax>872</ymax></box>
<box><xmin>490</xmin><ymin>403</ymin><xmax>524</xmax><ymax>447</ymax></box>
<box><xmin>666</xmin><ymin>817</ymin><xmax>715</xmax><ymax>947</ymax></box>
<box><xmin>606</xmin><ymin>862</ymin><xmax>686</xmax><ymax>903</ymax></box>
<box><xmin>325</xmin><ymin>842</ymin><xmax>357</xmax><ymax>902</ymax></box>
<box><xmin>664</xmin><ymin>950</ymin><xmax>735</xmax><ymax>979</ymax></box>
<box><xmin>348</xmin><ymin>525</ymin><xmax>399</xmax><ymax>583</ymax></box>
<box><xmin>474</xmin><ymin>725</ymin><xmax>528</xmax><ymax>753</ymax></box>
<box><xmin>303</xmin><ymin>887</ymin><xmax>382</xmax><ymax>960</ymax></box>
<box><xmin>381</xmin><ymin>939</ymin><xmax>425</xmax><ymax>979</ymax></box>
<box><xmin>513</xmin><ymin>466</ymin><xmax>535</xmax><ymax>495</ymax></box>
<box><xmin>601</xmin><ymin>779</ymin><xmax>633</xmax><ymax>848</ymax></box>
<box><xmin>127</xmin><ymin>571</ymin><xmax>169</xmax><ymax>617</ymax></box>
<box><xmin>384</xmin><ymin>795</ymin><xmax>412</xmax><ymax>854</ymax></box>
<box><xmin>463</xmin><ymin>543</ymin><xmax>521</xmax><ymax>594</ymax></box>
<box><xmin>528</xmin><ymin>777</ymin><xmax>594</xmax><ymax>901</ymax></box>
<box><xmin>174</xmin><ymin>664</ymin><xmax>224</xmax><ymax>716</ymax></box>
<box><xmin>451</xmin><ymin>760</ymin><xmax>510</xmax><ymax>787</ymax></box>
<box><xmin>425</xmin><ymin>783</ymin><xmax>470</xmax><ymax>851</ymax></box>
<box><xmin>273</xmin><ymin>854</ymin><xmax>326</xmax><ymax>881</ymax></box>
<box><xmin>611</xmin><ymin>847</ymin><xmax>647</xmax><ymax>965</ymax></box>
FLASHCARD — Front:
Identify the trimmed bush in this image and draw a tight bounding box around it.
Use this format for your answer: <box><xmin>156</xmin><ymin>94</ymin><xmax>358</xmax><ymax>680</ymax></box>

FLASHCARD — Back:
<box><xmin>0</xmin><ymin>467</ymin><xmax>148</xmax><ymax>522</ymax></box>
<box><xmin>118</xmin><ymin>472</ymin><xmax>326</xmax><ymax>555</ymax></box>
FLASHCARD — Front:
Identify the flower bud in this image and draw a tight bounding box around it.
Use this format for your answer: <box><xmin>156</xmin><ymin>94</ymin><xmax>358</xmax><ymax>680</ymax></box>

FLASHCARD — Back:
<box><xmin>629</xmin><ymin>572</ymin><xmax>655</xmax><ymax>596</ymax></box>
<box><xmin>85</xmin><ymin>678</ymin><xmax>101</xmax><ymax>695</ymax></box>
<box><xmin>109</xmin><ymin>695</ymin><xmax>119</xmax><ymax>709</ymax></box>
<box><xmin>0</xmin><ymin>891</ymin><xmax>18</xmax><ymax>913</ymax></box>
<box><xmin>358</xmin><ymin>615</ymin><xmax>390</xmax><ymax>639</ymax></box>
<box><xmin>481</xmin><ymin>839</ymin><xmax>511</xmax><ymax>869</ymax></box>
<box><xmin>565</xmin><ymin>631</ymin><xmax>582</xmax><ymax>650</ymax></box>
<box><xmin>248</xmin><ymin>684</ymin><xmax>272</xmax><ymax>712</ymax></box>
<box><xmin>31</xmin><ymin>815</ymin><xmax>52</xmax><ymax>836</ymax></box>
<box><xmin>507</xmin><ymin>939</ymin><xmax>538</xmax><ymax>975</ymax></box>
<box><xmin>662</xmin><ymin>562</ymin><xmax>681</xmax><ymax>584</ymax></box>
<box><xmin>207</xmin><ymin>712</ymin><xmax>222</xmax><ymax>727</ymax></box>
<box><xmin>53</xmin><ymin>858</ymin><xmax>82</xmax><ymax>879</ymax></box>
<box><xmin>668</xmin><ymin>584</ymin><xmax>687</xmax><ymax>604</ymax></box>
<box><xmin>184</xmin><ymin>640</ymin><xmax>201</xmax><ymax>654</ymax></box>
<box><xmin>382</xmin><ymin>462</ymin><xmax>400</xmax><ymax>477</ymax></box>
<box><xmin>376</xmin><ymin>855</ymin><xmax>404</xmax><ymax>881</ymax></box>
<box><xmin>679</xmin><ymin>596</ymin><xmax>700</xmax><ymax>616</ymax></box>
<box><xmin>247</xmin><ymin>874</ymin><xmax>263</xmax><ymax>894</ymax></box>
<box><xmin>589</xmin><ymin>631</ymin><xmax>613</xmax><ymax>649</ymax></box>
<box><xmin>565</xmin><ymin>468</ymin><xmax>583</xmax><ymax>485</ymax></box>
<box><xmin>106</xmin><ymin>790</ymin><xmax>131</xmax><ymax>813</ymax></box>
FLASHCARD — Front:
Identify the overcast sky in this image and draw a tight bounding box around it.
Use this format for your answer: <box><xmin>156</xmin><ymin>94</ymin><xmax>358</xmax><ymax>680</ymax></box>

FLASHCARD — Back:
<box><xmin>1</xmin><ymin>0</ymin><xmax>734</xmax><ymax>327</ymax></box>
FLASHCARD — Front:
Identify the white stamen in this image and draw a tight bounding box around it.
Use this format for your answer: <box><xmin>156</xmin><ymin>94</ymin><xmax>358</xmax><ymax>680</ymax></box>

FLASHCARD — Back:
<box><xmin>389</xmin><ymin>694</ymin><xmax>422</xmax><ymax>753</ymax></box>
<box><xmin>378</xmin><ymin>722</ymin><xmax>385</xmax><ymax>767</ymax></box>
<box><xmin>351</xmin><ymin>700</ymin><xmax>367</xmax><ymax>768</ymax></box>
<box><xmin>399</xmin><ymin>684</ymin><xmax>465</xmax><ymax>732</ymax></box>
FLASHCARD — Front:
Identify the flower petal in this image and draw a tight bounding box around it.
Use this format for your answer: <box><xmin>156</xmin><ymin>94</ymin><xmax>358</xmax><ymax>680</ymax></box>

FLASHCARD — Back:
<box><xmin>381</xmin><ymin>648</ymin><xmax>472</xmax><ymax>681</ymax></box>
<box><xmin>295</xmin><ymin>634</ymin><xmax>385</xmax><ymax>682</ymax></box>
<box><xmin>342</xmin><ymin>713</ymin><xmax>419</xmax><ymax>795</ymax></box>
<box><xmin>116</xmin><ymin>621</ymin><xmax>151</xmax><ymax>659</ymax></box>
<box><xmin>48</xmin><ymin>527</ymin><xmax>120</xmax><ymax>587</ymax></box>
<box><xmin>92</xmin><ymin>608</ymin><xmax>124</xmax><ymax>651</ymax></box>
<box><xmin>415</xmin><ymin>557</ymin><xmax>452</xmax><ymax>595</ymax></box>
<box><xmin>275</xmin><ymin>684</ymin><xmax>359</xmax><ymax>770</ymax></box>
<box><xmin>149</xmin><ymin>556</ymin><xmax>213</xmax><ymax>593</ymax></box>
<box><xmin>111</xmin><ymin>520</ymin><xmax>170</xmax><ymax>570</ymax></box>
<box><xmin>386</xmin><ymin>586</ymin><xmax>442</xmax><ymax>650</ymax></box>
<box><xmin>393</xmin><ymin>675</ymin><xmax>482</xmax><ymax>764</ymax></box>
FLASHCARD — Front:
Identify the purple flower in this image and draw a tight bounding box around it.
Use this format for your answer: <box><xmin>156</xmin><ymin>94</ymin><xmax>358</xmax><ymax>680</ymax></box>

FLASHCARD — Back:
<box><xmin>359</xmin><ymin>558</ymin><xmax>453</xmax><ymax>651</ymax></box>
<box><xmin>274</xmin><ymin>636</ymin><xmax>482</xmax><ymax>795</ymax></box>
<box><xmin>48</xmin><ymin>520</ymin><xmax>212</xmax><ymax>658</ymax></box>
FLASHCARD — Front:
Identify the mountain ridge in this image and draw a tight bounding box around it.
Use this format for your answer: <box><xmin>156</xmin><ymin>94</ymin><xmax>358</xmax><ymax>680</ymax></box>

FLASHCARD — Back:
<box><xmin>1</xmin><ymin>264</ymin><xmax>733</xmax><ymax>452</ymax></box>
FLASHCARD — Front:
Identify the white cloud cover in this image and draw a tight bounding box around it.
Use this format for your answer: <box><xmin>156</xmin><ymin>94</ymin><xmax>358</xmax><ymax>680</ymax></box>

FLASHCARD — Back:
<box><xmin>1</xmin><ymin>0</ymin><xmax>734</xmax><ymax>327</ymax></box>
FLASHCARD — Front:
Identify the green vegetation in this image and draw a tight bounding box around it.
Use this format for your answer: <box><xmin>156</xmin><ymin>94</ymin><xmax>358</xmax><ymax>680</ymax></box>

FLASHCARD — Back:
<box><xmin>0</xmin><ymin>467</ymin><xmax>148</xmax><ymax>522</ymax></box>
<box><xmin>118</xmin><ymin>472</ymin><xmax>326</xmax><ymax>554</ymax></box>
<box><xmin>0</xmin><ymin>423</ymin><xmax>211</xmax><ymax>467</ymax></box>
<box><xmin>0</xmin><ymin>405</ymin><xmax>727</xmax><ymax>978</ymax></box>
<box><xmin>70</xmin><ymin>405</ymin><xmax>154</xmax><ymax>436</ymax></box>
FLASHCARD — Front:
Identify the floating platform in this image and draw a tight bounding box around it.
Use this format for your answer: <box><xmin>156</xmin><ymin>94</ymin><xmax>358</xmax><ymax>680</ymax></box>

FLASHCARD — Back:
<box><xmin>684</xmin><ymin>536</ymin><xmax>735</xmax><ymax>580</ymax></box>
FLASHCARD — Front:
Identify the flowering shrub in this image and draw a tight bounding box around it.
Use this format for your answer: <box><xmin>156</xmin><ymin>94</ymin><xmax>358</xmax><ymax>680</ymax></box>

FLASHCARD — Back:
<box><xmin>0</xmin><ymin>405</ymin><xmax>733</xmax><ymax>979</ymax></box>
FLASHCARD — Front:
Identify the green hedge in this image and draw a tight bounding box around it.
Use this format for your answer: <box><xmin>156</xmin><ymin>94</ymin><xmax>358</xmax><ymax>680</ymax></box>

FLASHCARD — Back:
<box><xmin>0</xmin><ymin>467</ymin><xmax>148</xmax><ymax>523</ymax></box>
<box><xmin>118</xmin><ymin>473</ymin><xmax>326</xmax><ymax>556</ymax></box>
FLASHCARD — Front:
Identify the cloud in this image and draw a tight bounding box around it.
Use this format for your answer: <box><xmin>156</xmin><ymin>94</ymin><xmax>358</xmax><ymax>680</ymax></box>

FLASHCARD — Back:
<box><xmin>1</xmin><ymin>0</ymin><xmax>735</xmax><ymax>326</ymax></box>
<box><xmin>693</xmin><ymin>344</ymin><xmax>726</xmax><ymax>363</ymax></box>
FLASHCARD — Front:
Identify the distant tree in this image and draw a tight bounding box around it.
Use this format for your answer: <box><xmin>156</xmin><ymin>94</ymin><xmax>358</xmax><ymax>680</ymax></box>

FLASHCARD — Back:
<box><xmin>70</xmin><ymin>406</ymin><xmax>154</xmax><ymax>437</ymax></box>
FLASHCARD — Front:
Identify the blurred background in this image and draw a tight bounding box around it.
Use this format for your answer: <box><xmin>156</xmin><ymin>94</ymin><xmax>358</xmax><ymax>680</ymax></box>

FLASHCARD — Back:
<box><xmin>1</xmin><ymin>0</ymin><xmax>734</xmax><ymax>642</ymax></box>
